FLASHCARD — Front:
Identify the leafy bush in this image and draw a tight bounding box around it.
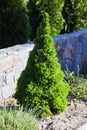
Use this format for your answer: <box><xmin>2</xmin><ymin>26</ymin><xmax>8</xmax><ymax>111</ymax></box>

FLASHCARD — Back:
<box><xmin>0</xmin><ymin>0</ymin><xmax>30</xmax><ymax>48</ymax></box>
<box><xmin>64</xmin><ymin>68</ymin><xmax>87</xmax><ymax>100</ymax></box>
<box><xmin>61</xmin><ymin>0</ymin><xmax>87</xmax><ymax>33</ymax></box>
<box><xmin>27</xmin><ymin>0</ymin><xmax>64</xmax><ymax>41</ymax></box>
<box><xmin>14</xmin><ymin>12</ymin><xmax>69</xmax><ymax>116</ymax></box>
<box><xmin>0</xmin><ymin>108</ymin><xmax>39</xmax><ymax>130</ymax></box>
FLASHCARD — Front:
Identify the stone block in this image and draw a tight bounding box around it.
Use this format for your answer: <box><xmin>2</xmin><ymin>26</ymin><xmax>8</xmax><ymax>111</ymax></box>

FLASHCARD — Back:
<box><xmin>54</xmin><ymin>29</ymin><xmax>87</xmax><ymax>74</ymax></box>
<box><xmin>12</xmin><ymin>62</ymin><xmax>24</xmax><ymax>81</ymax></box>
<box><xmin>0</xmin><ymin>52</ymin><xmax>7</xmax><ymax>59</ymax></box>
<box><xmin>76</xmin><ymin>123</ymin><xmax>87</xmax><ymax>130</ymax></box>
<box><xmin>18</xmin><ymin>43</ymin><xmax>34</xmax><ymax>60</ymax></box>
<box><xmin>0</xmin><ymin>74</ymin><xmax>5</xmax><ymax>87</ymax></box>
<box><xmin>21</xmin><ymin>58</ymin><xmax>28</xmax><ymax>68</ymax></box>
<box><xmin>0</xmin><ymin>85</ymin><xmax>15</xmax><ymax>99</ymax></box>
<box><xmin>0</xmin><ymin>55</ymin><xmax>19</xmax><ymax>73</ymax></box>
<box><xmin>18</xmin><ymin>49</ymin><xmax>29</xmax><ymax>60</ymax></box>
<box><xmin>6</xmin><ymin>73</ymin><xmax>14</xmax><ymax>84</ymax></box>
<box><xmin>12</xmin><ymin>55</ymin><xmax>19</xmax><ymax>67</ymax></box>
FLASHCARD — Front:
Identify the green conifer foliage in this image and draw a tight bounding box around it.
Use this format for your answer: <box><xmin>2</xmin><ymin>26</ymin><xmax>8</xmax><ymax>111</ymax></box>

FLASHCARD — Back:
<box><xmin>27</xmin><ymin>0</ymin><xmax>64</xmax><ymax>41</ymax></box>
<box><xmin>62</xmin><ymin>0</ymin><xmax>87</xmax><ymax>33</ymax></box>
<box><xmin>0</xmin><ymin>0</ymin><xmax>30</xmax><ymax>48</ymax></box>
<box><xmin>14</xmin><ymin>12</ymin><xmax>69</xmax><ymax>116</ymax></box>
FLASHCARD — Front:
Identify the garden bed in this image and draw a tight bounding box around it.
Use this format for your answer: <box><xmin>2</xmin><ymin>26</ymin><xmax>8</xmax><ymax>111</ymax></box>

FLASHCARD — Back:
<box><xmin>0</xmin><ymin>97</ymin><xmax>87</xmax><ymax>130</ymax></box>
<box><xmin>39</xmin><ymin>99</ymin><xmax>87</xmax><ymax>130</ymax></box>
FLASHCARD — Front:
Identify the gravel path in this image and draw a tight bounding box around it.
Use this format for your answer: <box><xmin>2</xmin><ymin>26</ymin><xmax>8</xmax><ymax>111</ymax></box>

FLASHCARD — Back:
<box><xmin>38</xmin><ymin>99</ymin><xmax>87</xmax><ymax>130</ymax></box>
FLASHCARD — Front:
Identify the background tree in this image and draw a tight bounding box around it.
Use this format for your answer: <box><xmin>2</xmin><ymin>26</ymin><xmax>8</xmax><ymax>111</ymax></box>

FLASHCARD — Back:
<box><xmin>27</xmin><ymin>0</ymin><xmax>64</xmax><ymax>41</ymax></box>
<box><xmin>14</xmin><ymin>12</ymin><xmax>69</xmax><ymax>116</ymax></box>
<box><xmin>0</xmin><ymin>0</ymin><xmax>30</xmax><ymax>48</ymax></box>
<box><xmin>61</xmin><ymin>0</ymin><xmax>87</xmax><ymax>33</ymax></box>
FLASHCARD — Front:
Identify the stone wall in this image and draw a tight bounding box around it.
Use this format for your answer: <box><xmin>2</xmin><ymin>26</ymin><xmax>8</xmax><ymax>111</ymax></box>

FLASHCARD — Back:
<box><xmin>0</xmin><ymin>43</ymin><xmax>34</xmax><ymax>100</ymax></box>
<box><xmin>54</xmin><ymin>29</ymin><xmax>87</xmax><ymax>75</ymax></box>
<box><xmin>0</xmin><ymin>29</ymin><xmax>87</xmax><ymax>100</ymax></box>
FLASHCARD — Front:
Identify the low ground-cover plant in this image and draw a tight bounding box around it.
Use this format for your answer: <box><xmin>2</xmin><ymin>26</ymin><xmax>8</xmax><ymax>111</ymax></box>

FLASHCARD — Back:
<box><xmin>64</xmin><ymin>68</ymin><xmax>87</xmax><ymax>100</ymax></box>
<box><xmin>14</xmin><ymin>12</ymin><xmax>69</xmax><ymax>117</ymax></box>
<box><xmin>0</xmin><ymin>108</ymin><xmax>39</xmax><ymax>130</ymax></box>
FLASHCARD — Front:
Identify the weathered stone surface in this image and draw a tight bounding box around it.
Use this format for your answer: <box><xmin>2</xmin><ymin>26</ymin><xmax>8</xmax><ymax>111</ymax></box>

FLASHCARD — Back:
<box><xmin>0</xmin><ymin>55</ymin><xmax>19</xmax><ymax>73</ymax></box>
<box><xmin>0</xmin><ymin>74</ymin><xmax>6</xmax><ymax>86</ymax></box>
<box><xmin>54</xmin><ymin>29</ymin><xmax>87</xmax><ymax>74</ymax></box>
<box><xmin>6</xmin><ymin>73</ymin><xmax>14</xmax><ymax>84</ymax></box>
<box><xmin>18</xmin><ymin>48</ymin><xmax>29</xmax><ymax>60</ymax></box>
<box><xmin>82</xmin><ymin>55</ymin><xmax>87</xmax><ymax>65</ymax></box>
<box><xmin>76</xmin><ymin>123</ymin><xmax>87</xmax><ymax>130</ymax></box>
<box><xmin>12</xmin><ymin>62</ymin><xmax>24</xmax><ymax>81</ymax></box>
<box><xmin>0</xmin><ymin>43</ymin><xmax>34</xmax><ymax>98</ymax></box>
<box><xmin>0</xmin><ymin>85</ymin><xmax>15</xmax><ymax>99</ymax></box>
<box><xmin>0</xmin><ymin>52</ymin><xmax>7</xmax><ymax>59</ymax></box>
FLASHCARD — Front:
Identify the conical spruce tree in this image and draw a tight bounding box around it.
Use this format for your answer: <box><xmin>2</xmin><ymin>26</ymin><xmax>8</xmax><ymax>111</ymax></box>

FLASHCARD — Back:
<box><xmin>0</xmin><ymin>0</ymin><xmax>30</xmax><ymax>48</ymax></box>
<box><xmin>61</xmin><ymin>0</ymin><xmax>87</xmax><ymax>33</ymax></box>
<box><xmin>14</xmin><ymin>12</ymin><xmax>69</xmax><ymax>116</ymax></box>
<box><xmin>27</xmin><ymin>0</ymin><xmax>64</xmax><ymax>41</ymax></box>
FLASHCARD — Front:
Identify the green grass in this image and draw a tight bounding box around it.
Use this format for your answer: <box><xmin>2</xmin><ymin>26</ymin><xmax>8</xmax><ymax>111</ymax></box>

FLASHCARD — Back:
<box><xmin>0</xmin><ymin>108</ymin><xmax>39</xmax><ymax>130</ymax></box>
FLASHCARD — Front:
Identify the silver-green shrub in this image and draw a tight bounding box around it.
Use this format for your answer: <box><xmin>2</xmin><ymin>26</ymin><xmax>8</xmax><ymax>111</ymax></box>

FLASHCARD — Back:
<box><xmin>0</xmin><ymin>108</ymin><xmax>39</xmax><ymax>130</ymax></box>
<box><xmin>64</xmin><ymin>68</ymin><xmax>87</xmax><ymax>100</ymax></box>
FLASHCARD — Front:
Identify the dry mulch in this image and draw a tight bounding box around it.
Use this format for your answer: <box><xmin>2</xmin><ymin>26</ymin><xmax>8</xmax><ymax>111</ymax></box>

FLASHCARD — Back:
<box><xmin>38</xmin><ymin>99</ymin><xmax>87</xmax><ymax>130</ymax></box>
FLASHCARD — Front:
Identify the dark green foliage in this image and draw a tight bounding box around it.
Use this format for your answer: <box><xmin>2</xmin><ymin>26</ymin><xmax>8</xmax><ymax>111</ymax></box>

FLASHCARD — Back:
<box><xmin>27</xmin><ymin>0</ymin><xmax>64</xmax><ymax>41</ymax></box>
<box><xmin>61</xmin><ymin>0</ymin><xmax>87</xmax><ymax>33</ymax></box>
<box><xmin>27</xmin><ymin>0</ymin><xmax>42</xmax><ymax>41</ymax></box>
<box><xmin>0</xmin><ymin>0</ymin><xmax>30</xmax><ymax>48</ymax></box>
<box><xmin>14</xmin><ymin>12</ymin><xmax>69</xmax><ymax>116</ymax></box>
<box><xmin>61</xmin><ymin>0</ymin><xmax>74</xmax><ymax>33</ymax></box>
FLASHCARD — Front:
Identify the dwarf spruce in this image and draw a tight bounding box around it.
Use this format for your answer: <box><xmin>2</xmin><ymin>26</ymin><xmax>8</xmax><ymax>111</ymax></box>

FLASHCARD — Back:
<box><xmin>15</xmin><ymin>12</ymin><xmax>69</xmax><ymax>116</ymax></box>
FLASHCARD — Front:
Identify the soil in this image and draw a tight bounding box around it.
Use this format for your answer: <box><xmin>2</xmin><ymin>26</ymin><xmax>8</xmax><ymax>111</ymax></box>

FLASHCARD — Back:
<box><xmin>38</xmin><ymin>99</ymin><xmax>87</xmax><ymax>130</ymax></box>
